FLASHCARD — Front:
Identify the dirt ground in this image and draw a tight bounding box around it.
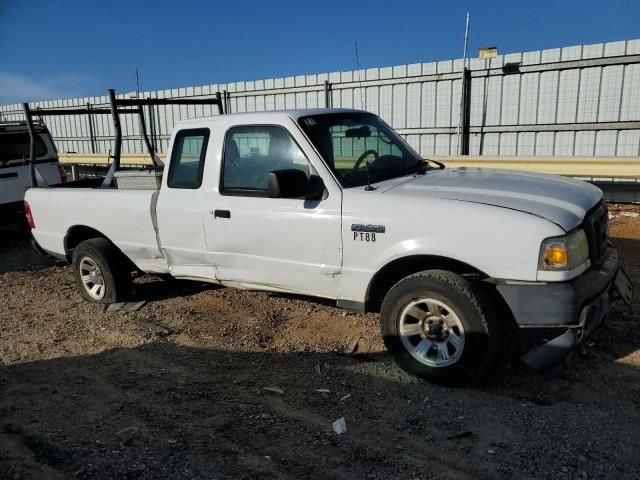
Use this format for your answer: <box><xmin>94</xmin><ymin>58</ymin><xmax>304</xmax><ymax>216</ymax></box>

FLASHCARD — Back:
<box><xmin>1</xmin><ymin>205</ymin><xmax>639</xmax><ymax>479</ymax></box>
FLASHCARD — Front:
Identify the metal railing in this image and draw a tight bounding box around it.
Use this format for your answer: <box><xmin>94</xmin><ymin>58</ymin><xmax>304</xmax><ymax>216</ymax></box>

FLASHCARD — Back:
<box><xmin>57</xmin><ymin>153</ymin><xmax>640</xmax><ymax>179</ymax></box>
<box><xmin>3</xmin><ymin>39</ymin><xmax>639</xmax><ymax>158</ymax></box>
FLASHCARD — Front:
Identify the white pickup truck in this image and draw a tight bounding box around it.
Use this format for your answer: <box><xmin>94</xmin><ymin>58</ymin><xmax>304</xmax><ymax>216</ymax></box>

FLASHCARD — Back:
<box><xmin>0</xmin><ymin>121</ymin><xmax>65</xmax><ymax>224</ymax></box>
<box><xmin>25</xmin><ymin>109</ymin><xmax>632</xmax><ymax>384</ymax></box>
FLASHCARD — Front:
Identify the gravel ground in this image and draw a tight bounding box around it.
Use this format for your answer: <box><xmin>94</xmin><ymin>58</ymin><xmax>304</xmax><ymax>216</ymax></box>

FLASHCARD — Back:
<box><xmin>1</xmin><ymin>206</ymin><xmax>639</xmax><ymax>479</ymax></box>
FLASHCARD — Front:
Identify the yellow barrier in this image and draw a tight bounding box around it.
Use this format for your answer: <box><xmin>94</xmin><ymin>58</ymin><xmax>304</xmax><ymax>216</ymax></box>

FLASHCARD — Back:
<box><xmin>430</xmin><ymin>156</ymin><xmax>640</xmax><ymax>179</ymax></box>
<box><xmin>58</xmin><ymin>153</ymin><xmax>640</xmax><ymax>179</ymax></box>
<box><xmin>58</xmin><ymin>153</ymin><xmax>158</xmax><ymax>165</ymax></box>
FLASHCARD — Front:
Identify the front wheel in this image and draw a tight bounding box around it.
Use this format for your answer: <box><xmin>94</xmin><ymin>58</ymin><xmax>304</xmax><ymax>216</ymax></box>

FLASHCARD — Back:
<box><xmin>380</xmin><ymin>270</ymin><xmax>498</xmax><ymax>385</ymax></box>
<box><xmin>72</xmin><ymin>238</ymin><xmax>131</xmax><ymax>304</ymax></box>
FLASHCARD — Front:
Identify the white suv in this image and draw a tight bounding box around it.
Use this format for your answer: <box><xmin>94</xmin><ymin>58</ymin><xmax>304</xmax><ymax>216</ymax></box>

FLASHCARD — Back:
<box><xmin>0</xmin><ymin>121</ymin><xmax>65</xmax><ymax>224</ymax></box>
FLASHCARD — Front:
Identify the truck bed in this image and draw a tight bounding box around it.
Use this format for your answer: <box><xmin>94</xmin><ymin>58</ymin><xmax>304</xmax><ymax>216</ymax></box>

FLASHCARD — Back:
<box><xmin>26</xmin><ymin>187</ymin><xmax>167</xmax><ymax>273</ymax></box>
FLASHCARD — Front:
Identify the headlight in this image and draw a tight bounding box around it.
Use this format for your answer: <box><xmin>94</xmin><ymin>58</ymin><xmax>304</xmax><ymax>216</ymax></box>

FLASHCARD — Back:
<box><xmin>538</xmin><ymin>229</ymin><xmax>589</xmax><ymax>271</ymax></box>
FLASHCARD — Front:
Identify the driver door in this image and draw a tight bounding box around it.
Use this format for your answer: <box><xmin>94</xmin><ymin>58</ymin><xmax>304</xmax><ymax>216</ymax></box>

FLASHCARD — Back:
<box><xmin>203</xmin><ymin>124</ymin><xmax>343</xmax><ymax>298</ymax></box>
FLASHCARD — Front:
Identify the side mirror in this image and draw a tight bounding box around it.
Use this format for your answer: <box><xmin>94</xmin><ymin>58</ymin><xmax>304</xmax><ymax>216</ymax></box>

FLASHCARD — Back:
<box><xmin>268</xmin><ymin>169</ymin><xmax>325</xmax><ymax>200</ymax></box>
<box><xmin>305</xmin><ymin>174</ymin><xmax>325</xmax><ymax>200</ymax></box>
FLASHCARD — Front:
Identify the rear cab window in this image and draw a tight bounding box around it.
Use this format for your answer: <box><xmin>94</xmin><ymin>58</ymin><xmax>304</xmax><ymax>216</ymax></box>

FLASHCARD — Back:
<box><xmin>0</xmin><ymin>132</ymin><xmax>48</xmax><ymax>166</ymax></box>
<box><xmin>167</xmin><ymin>128</ymin><xmax>210</xmax><ymax>189</ymax></box>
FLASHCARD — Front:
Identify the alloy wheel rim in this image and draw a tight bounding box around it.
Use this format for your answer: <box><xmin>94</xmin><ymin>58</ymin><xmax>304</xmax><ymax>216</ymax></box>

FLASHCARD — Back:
<box><xmin>79</xmin><ymin>257</ymin><xmax>106</xmax><ymax>300</ymax></box>
<box><xmin>398</xmin><ymin>297</ymin><xmax>465</xmax><ymax>367</ymax></box>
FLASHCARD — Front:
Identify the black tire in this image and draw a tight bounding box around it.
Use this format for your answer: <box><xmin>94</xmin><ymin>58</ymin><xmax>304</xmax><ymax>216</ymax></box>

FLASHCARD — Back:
<box><xmin>380</xmin><ymin>270</ymin><xmax>498</xmax><ymax>386</ymax></box>
<box><xmin>71</xmin><ymin>238</ymin><xmax>131</xmax><ymax>304</ymax></box>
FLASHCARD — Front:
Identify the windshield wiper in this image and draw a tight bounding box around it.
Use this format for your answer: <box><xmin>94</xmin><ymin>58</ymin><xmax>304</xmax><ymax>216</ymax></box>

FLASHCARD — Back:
<box><xmin>409</xmin><ymin>160</ymin><xmax>429</xmax><ymax>174</ymax></box>
<box><xmin>408</xmin><ymin>159</ymin><xmax>446</xmax><ymax>173</ymax></box>
<box><xmin>384</xmin><ymin>160</ymin><xmax>430</xmax><ymax>177</ymax></box>
<box><xmin>341</xmin><ymin>158</ymin><xmax>441</xmax><ymax>189</ymax></box>
<box><xmin>427</xmin><ymin>158</ymin><xmax>445</xmax><ymax>169</ymax></box>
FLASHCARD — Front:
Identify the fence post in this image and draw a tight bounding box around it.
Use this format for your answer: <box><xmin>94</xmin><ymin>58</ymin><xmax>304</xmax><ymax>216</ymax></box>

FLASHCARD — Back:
<box><xmin>147</xmin><ymin>98</ymin><xmax>157</xmax><ymax>152</ymax></box>
<box><xmin>86</xmin><ymin>103</ymin><xmax>96</xmax><ymax>153</ymax></box>
<box><xmin>459</xmin><ymin>68</ymin><xmax>472</xmax><ymax>155</ymax></box>
<box><xmin>324</xmin><ymin>80</ymin><xmax>332</xmax><ymax>108</ymax></box>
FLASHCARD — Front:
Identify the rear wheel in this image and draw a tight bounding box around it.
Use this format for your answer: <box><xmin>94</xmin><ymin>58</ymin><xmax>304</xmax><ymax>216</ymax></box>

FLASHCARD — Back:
<box><xmin>380</xmin><ymin>270</ymin><xmax>498</xmax><ymax>385</ymax></box>
<box><xmin>72</xmin><ymin>238</ymin><xmax>131</xmax><ymax>303</ymax></box>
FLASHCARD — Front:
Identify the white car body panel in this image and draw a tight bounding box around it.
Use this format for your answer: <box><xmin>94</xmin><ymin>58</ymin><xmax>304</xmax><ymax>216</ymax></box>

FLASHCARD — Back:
<box><xmin>198</xmin><ymin>116</ymin><xmax>343</xmax><ymax>298</ymax></box>
<box><xmin>27</xmin><ymin>188</ymin><xmax>165</xmax><ymax>271</ymax></box>
<box><xmin>1</xmin><ymin>162</ymin><xmax>60</xmax><ymax>205</ymax></box>
<box><xmin>338</xmin><ymin>187</ymin><xmax>565</xmax><ymax>301</ymax></box>
<box><xmin>1</xmin><ymin>132</ymin><xmax>61</xmax><ymax>208</ymax></box>
<box><xmin>26</xmin><ymin>108</ymin><xmax>603</xmax><ymax>306</ymax></box>
<box><xmin>378</xmin><ymin>168</ymin><xmax>602</xmax><ymax>230</ymax></box>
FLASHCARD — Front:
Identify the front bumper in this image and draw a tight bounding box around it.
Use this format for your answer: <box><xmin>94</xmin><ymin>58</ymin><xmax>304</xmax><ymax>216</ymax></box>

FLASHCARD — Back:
<box><xmin>497</xmin><ymin>246</ymin><xmax>625</xmax><ymax>371</ymax></box>
<box><xmin>497</xmin><ymin>246</ymin><xmax>619</xmax><ymax>328</ymax></box>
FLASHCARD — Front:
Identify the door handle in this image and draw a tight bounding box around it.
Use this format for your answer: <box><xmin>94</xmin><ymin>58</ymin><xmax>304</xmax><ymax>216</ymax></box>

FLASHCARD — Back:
<box><xmin>214</xmin><ymin>209</ymin><xmax>231</xmax><ymax>219</ymax></box>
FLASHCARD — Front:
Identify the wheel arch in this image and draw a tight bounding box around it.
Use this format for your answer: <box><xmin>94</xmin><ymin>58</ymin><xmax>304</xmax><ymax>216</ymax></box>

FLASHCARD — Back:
<box><xmin>365</xmin><ymin>254</ymin><xmax>512</xmax><ymax>320</ymax></box>
<box><xmin>64</xmin><ymin>225</ymin><xmax>110</xmax><ymax>262</ymax></box>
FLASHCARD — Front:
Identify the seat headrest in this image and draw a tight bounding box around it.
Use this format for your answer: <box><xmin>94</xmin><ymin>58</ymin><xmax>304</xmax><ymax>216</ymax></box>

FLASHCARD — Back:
<box><xmin>226</xmin><ymin>138</ymin><xmax>240</xmax><ymax>163</ymax></box>
<box><xmin>268</xmin><ymin>130</ymin><xmax>292</xmax><ymax>159</ymax></box>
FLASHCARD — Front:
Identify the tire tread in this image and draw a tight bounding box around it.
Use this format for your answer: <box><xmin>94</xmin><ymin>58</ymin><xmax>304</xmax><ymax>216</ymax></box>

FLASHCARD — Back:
<box><xmin>380</xmin><ymin>269</ymin><xmax>498</xmax><ymax>385</ymax></box>
<box><xmin>72</xmin><ymin>238</ymin><xmax>131</xmax><ymax>304</ymax></box>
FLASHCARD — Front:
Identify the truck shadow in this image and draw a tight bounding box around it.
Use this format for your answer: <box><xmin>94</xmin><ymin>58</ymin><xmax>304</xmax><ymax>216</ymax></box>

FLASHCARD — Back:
<box><xmin>1</xmin><ymin>342</ymin><xmax>639</xmax><ymax>479</ymax></box>
<box><xmin>129</xmin><ymin>276</ymin><xmax>218</xmax><ymax>302</ymax></box>
<box><xmin>0</xmin><ymin>224</ymin><xmax>55</xmax><ymax>273</ymax></box>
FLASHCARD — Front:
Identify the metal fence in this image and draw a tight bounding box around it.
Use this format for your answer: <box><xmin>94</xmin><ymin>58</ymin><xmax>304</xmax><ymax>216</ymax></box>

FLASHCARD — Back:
<box><xmin>1</xmin><ymin>39</ymin><xmax>639</xmax><ymax>158</ymax></box>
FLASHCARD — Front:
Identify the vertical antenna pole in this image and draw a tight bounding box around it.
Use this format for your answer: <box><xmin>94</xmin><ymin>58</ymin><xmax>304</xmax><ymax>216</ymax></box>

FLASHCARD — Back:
<box><xmin>355</xmin><ymin>41</ymin><xmax>365</xmax><ymax>110</ymax></box>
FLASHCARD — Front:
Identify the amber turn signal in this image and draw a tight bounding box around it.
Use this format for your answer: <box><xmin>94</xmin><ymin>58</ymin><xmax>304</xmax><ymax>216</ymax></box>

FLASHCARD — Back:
<box><xmin>543</xmin><ymin>244</ymin><xmax>568</xmax><ymax>268</ymax></box>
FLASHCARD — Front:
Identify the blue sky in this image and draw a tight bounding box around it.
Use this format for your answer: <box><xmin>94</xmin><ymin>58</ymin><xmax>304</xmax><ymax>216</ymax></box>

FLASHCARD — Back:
<box><xmin>1</xmin><ymin>0</ymin><xmax>638</xmax><ymax>104</ymax></box>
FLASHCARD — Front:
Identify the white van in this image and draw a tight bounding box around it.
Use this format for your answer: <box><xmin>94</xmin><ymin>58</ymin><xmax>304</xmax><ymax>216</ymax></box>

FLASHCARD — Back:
<box><xmin>0</xmin><ymin>121</ymin><xmax>65</xmax><ymax>224</ymax></box>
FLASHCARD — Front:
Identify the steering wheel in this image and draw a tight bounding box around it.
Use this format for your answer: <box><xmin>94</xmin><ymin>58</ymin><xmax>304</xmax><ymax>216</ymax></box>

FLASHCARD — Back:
<box><xmin>353</xmin><ymin>150</ymin><xmax>379</xmax><ymax>170</ymax></box>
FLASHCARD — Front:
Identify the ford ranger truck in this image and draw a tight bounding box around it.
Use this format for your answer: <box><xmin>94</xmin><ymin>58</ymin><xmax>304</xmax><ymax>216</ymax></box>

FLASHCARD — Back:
<box><xmin>25</xmin><ymin>109</ymin><xmax>633</xmax><ymax>385</ymax></box>
<box><xmin>1</xmin><ymin>121</ymin><xmax>65</xmax><ymax>225</ymax></box>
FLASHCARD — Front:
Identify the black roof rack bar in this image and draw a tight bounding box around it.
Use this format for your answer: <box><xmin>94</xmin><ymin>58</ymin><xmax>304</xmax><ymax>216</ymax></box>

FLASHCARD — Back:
<box><xmin>21</xmin><ymin>103</ymin><xmax>47</xmax><ymax>187</ymax></box>
<box><xmin>32</xmin><ymin>107</ymin><xmax>137</xmax><ymax>116</ymax></box>
<box><xmin>22</xmin><ymin>88</ymin><xmax>225</xmax><ymax>189</ymax></box>
<box><xmin>116</xmin><ymin>93</ymin><xmax>223</xmax><ymax>113</ymax></box>
<box><xmin>135</xmin><ymin>103</ymin><xmax>162</xmax><ymax>170</ymax></box>
<box><xmin>102</xmin><ymin>89</ymin><xmax>122</xmax><ymax>188</ymax></box>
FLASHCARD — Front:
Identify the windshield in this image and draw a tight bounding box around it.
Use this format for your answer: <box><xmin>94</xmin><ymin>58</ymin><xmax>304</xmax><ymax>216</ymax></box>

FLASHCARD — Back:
<box><xmin>298</xmin><ymin>112</ymin><xmax>425</xmax><ymax>188</ymax></box>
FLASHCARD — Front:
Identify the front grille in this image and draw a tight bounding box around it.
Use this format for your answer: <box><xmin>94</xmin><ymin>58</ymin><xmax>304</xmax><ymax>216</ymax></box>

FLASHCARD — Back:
<box><xmin>582</xmin><ymin>202</ymin><xmax>608</xmax><ymax>267</ymax></box>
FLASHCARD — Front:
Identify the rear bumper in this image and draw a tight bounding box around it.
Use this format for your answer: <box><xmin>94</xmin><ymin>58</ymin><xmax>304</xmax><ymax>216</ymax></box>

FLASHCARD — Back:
<box><xmin>30</xmin><ymin>233</ymin><xmax>67</xmax><ymax>261</ymax></box>
<box><xmin>496</xmin><ymin>246</ymin><xmax>619</xmax><ymax>328</ymax></box>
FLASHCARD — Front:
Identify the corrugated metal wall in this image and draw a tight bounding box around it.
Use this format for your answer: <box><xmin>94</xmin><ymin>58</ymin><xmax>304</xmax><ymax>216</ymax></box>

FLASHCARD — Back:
<box><xmin>2</xmin><ymin>39</ymin><xmax>639</xmax><ymax>157</ymax></box>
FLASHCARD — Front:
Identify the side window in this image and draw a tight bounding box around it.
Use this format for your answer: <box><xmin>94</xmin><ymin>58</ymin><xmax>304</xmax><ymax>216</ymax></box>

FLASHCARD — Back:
<box><xmin>167</xmin><ymin>128</ymin><xmax>209</xmax><ymax>189</ymax></box>
<box><xmin>222</xmin><ymin>125</ymin><xmax>313</xmax><ymax>194</ymax></box>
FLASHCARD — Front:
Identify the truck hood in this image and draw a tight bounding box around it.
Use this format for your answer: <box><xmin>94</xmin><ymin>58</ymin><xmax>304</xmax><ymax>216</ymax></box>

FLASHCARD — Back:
<box><xmin>380</xmin><ymin>168</ymin><xmax>602</xmax><ymax>231</ymax></box>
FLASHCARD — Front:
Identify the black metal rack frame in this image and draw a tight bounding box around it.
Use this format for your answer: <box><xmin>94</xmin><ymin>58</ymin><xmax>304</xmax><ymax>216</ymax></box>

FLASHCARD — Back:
<box><xmin>22</xmin><ymin>88</ymin><xmax>224</xmax><ymax>188</ymax></box>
